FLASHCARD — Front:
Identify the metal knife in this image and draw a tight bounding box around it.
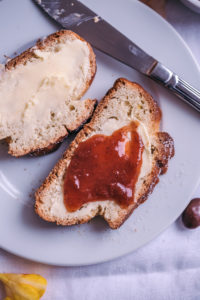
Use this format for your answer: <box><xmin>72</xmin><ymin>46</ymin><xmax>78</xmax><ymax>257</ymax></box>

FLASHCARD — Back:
<box><xmin>34</xmin><ymin>0</ymin><xmax>200</xmax><ymax>112</ymax></box>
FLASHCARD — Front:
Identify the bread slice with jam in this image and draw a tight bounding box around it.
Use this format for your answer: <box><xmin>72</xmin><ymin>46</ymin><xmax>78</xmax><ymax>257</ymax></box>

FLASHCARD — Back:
<box><xmin>0</xmin><ymin>30</ymin><xmax>96</xmax><ymax>156</ymax></box>
<box><xmin>35</xmin><ymin>78</ymin><xmax>174</xmax><ymax>229</ymax></box>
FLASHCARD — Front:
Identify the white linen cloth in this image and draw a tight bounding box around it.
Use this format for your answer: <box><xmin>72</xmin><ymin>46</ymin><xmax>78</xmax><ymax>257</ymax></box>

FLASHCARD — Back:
<box><xmin>0</xmin><ymin>0</ymin><xmax>200</xmax><ymax>299</ymax></box>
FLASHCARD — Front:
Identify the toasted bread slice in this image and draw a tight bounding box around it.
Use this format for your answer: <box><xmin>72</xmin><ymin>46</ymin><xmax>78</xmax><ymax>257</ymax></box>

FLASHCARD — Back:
<box><xmin>0</xmin><ymin>30</ymin><xmax>96</xmax><ymax>156</ymax></box>
<box><xmin>35</xmin><ymin>78</ymin><xmax>174</xmax><ymax>229</ymax></box>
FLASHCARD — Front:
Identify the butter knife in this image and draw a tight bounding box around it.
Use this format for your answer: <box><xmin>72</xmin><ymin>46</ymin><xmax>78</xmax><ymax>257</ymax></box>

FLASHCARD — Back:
<box><xmin>34</xmin><ymin>0</ymin><xmax>200</xmax><ymax>113</ymax></box>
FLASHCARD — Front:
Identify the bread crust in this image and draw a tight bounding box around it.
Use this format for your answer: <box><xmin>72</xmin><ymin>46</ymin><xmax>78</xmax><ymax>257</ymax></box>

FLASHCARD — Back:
<box><xmin>3</xmin><ymin>30</ymin><xmax>97</xmax><ymax>157</ymax></box>
<box><xmin>30</xmin><ymin>138</ymin><xmax>64</xmax><ymax>157</ymax></box>
<box><xmin>30</xmin><ymin>99</ymin><xmax>98</xmax><ymax>156</ymax></box>
<box><xmin>35</xmin><ymin>78</ymin><xmax>174</xmax><ymax>229</ymax></box>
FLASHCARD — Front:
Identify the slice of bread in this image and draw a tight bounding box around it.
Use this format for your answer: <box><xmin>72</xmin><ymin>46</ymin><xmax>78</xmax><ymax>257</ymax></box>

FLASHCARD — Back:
<box><xmin>0</xmin><ymin>30</ymin><xmax>96</xmax><ymax>156</ymax></box>
<box><xmin>35</xmin><ymin>78</ymin><xmax>174</xmax><ymax>229</ymax></box>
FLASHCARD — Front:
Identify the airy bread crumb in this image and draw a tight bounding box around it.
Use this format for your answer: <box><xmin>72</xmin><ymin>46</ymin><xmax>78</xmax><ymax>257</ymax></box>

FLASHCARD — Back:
<box><xmin>0</xmin><ymin>30</ymin><xmax>96</xmax><ymax>157</ymax></box>
<box><xmin>35</xmin><ymin>78</ymin><xmax>174</xmax><ymax>229</ymax></box>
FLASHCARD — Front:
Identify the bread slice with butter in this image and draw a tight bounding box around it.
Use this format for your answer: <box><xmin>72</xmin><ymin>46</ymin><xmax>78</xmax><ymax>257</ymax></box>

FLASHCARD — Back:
<box><xmin>35</xmin><ymin>78</ymin><xmax>174</xmax><ymax>229</ymax></box>
<box><xmin>0</xmin><ymin>30</ymin><xmax>96</xmax><ymax>156</ymax></box>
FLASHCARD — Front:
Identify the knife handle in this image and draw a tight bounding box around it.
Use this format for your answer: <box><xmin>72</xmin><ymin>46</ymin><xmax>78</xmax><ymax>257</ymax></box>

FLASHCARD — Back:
<box><xmin>149</xmin><ymin>62</ymin><xmax>200</xmax><ymax>113</ymax></box>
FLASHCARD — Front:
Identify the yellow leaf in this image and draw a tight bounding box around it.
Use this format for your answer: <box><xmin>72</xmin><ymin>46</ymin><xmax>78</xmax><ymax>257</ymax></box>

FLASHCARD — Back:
<box><xmin>0</xmin><ymin>273</ymin><xmax>47</xmax><ymax>300</ymax></box>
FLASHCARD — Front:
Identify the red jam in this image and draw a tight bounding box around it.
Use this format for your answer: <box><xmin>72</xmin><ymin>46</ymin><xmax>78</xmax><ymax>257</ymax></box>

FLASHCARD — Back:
<box><xmin>63</xmin><ymin>121</ymin><xmax>144</xmax><ymax>212</ymax></box>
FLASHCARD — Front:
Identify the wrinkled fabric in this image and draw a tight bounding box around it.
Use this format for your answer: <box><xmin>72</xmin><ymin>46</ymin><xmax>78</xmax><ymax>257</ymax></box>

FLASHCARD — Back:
<box><xmin>0</xmin><ymin>0</ymin><xmax>200</xmax><ymax>299</ymax></box>
<box><xmin>0</xmin><ymin>215</ymin><xmax>200</xmax><ymax>300</ymax></box>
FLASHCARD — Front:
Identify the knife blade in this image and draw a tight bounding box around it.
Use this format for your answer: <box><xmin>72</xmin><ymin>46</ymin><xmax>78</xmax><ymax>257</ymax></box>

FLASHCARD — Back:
<box><xmin>34</xmin><ymin>0</ymin><xmax>200</xmax><ymax>112</ymax></box>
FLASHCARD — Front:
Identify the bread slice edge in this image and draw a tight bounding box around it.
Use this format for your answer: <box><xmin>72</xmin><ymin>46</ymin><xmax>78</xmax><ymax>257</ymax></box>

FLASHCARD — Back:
<box><xmin>2</xmin><ymin>30</ymin><xmax>97</xmax><ymax>157</ymax></box>
<box><xmin>35</xmin><ymin>78</ymin><xmax>175</xmax><ymax>229</ymax></box>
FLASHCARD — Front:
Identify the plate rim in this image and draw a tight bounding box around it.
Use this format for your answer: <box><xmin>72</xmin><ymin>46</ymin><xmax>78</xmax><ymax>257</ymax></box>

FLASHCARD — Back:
<box><xmin>180</xmin><ymin>0</ymin><xmax>200</xmax><ymax>11</ymax></box>
<box><xmin>0</xmin><ymin>0</ymin><xmax>200</xmax><ymax>266</ymax></box>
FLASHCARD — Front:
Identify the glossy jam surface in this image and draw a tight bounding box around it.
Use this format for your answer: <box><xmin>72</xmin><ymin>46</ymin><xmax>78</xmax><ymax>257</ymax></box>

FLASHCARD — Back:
<box><xmin>64</xmin><ymin>121</ymin><xmax>144</xmax><ymax>212</ymax></box>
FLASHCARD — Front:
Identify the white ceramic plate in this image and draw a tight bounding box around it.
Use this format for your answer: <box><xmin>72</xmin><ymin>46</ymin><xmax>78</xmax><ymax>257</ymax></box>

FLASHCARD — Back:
<box><xmin>0</xmin><ymin>0</ymin><xmax>200</xmax><ymax>266</ymax></box>
<box><xmin>180</xmin><ymin>0</ymin><xmax>200</xmax><ymax>14</ymax></box>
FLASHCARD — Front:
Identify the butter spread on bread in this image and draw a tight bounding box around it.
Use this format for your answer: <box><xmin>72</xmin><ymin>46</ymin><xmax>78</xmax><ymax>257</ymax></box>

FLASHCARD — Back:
<box><xmin>0</xmin><ymin>30</ymin><xmax>96</xmax><ymax>156</ymax></box>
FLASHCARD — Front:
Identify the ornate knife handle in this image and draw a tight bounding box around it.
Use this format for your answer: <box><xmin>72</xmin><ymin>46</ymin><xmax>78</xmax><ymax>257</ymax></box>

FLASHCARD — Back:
<box><xmin>149</xmin><ymin>62</ymin><xmax>200</xmax><ymax>113</ymax></box>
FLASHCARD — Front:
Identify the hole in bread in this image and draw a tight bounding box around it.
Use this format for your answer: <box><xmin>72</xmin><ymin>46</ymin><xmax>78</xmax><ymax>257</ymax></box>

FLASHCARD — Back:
<box><xmin>54</xmin><ymin>46</ymin><xmax>61</xmax><ymax>52</ymax></box>
<box><xmin>109</xmin><ymin>116</ymin><xmax>119</xmax><ymax>121</ymax></box>
<box><xmin>69</xmin><ymin>105</ymin><xmax>75</xmax><ymax>111</ymax></box>
<box><xmin>124</xmin><ymin>101</ymin><xmax>132</xmax><ymax>117</ymax></box>
<box><xmin>151</xmin><ymin>145</ymin><xmax>156</xmax><ymax>154</ymax></box>
<box><xmin>125</xmin><ymin>100</ymin><xmax>130</xmax><ymax>106</ymax></box>
<box><xmin>50</xmin><ymin>112</ymin><xmax>55</xmax><ymax>121</ymax></box>
<box><xmin>31</xmin><ymin>53</ymin><xmax>44</xmax><ymax>61</ymax></box>
<box><xmin>127</xmin><ymin>106</ymin><xmax>132</xmax><ymax>117</ymax></box>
